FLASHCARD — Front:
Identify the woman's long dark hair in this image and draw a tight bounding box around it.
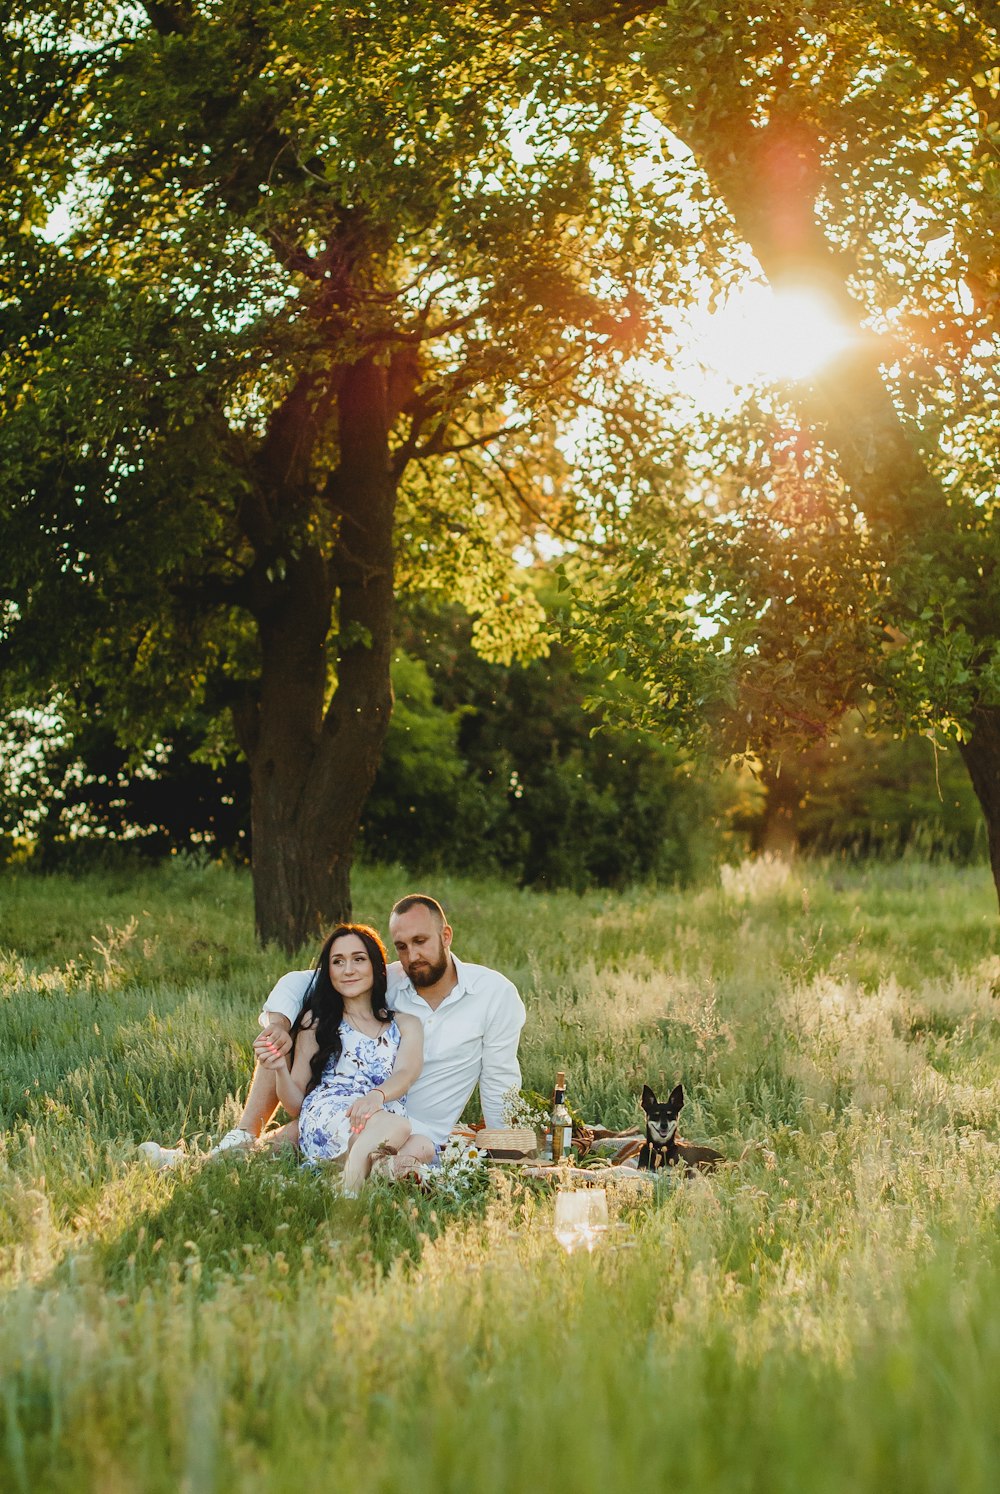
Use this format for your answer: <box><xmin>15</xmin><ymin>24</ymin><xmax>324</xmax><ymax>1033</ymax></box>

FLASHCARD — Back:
<box><xmin>292</xmin><ymin>923</ymin><xmax>390</xmax><ymax>1093</ymax></box>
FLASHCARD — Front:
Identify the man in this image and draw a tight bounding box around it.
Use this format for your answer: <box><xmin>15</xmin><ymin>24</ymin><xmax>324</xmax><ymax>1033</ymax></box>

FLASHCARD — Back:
<box><xmin>141</xmin><ymin>894</ymin><xmax>525</xmax><ymax>1171</ymax></box>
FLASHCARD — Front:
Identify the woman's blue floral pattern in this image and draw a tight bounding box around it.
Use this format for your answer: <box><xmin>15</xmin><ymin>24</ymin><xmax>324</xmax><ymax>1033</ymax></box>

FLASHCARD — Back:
<box><xmin>298</xmin><ymin>1019</ymin><xmax>407</xmax><ymax>1161</ymax></box>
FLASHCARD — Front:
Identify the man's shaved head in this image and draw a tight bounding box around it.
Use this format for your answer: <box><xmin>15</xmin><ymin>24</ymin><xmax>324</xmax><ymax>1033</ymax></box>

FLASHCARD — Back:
<box><xmin>390</xmin><ymin>894</ymin><xmax>447</xmax><ymax>927</ymax></box>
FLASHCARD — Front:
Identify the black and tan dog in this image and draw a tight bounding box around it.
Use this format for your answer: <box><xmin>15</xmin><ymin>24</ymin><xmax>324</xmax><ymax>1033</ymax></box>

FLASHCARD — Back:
<box><xmin>638</xmin><ymin>1083</ymin><xmax>722</xmax><ymax>1175</ymax></box>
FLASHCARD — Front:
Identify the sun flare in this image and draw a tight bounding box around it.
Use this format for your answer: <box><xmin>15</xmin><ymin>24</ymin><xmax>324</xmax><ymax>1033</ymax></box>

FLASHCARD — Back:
<box><xmin>691</xmin><ymin>282</ymin><xmax>855</xmax><ymax>393</ymax></box>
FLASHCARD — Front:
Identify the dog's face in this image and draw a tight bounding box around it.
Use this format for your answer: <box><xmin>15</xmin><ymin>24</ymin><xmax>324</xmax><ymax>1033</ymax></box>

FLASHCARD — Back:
<box><xmin>641</xmin><ymin>1083</ymin><xmax>684</xmax><ymax>1146</ymax></box>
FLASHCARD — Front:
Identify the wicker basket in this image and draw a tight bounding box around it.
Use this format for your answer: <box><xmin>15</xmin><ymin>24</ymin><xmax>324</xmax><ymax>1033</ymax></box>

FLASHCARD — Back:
<box><xmin>475</xmin><ymin>1127</ymin><xmax>538</xmax><ymax>1160</ymax></box>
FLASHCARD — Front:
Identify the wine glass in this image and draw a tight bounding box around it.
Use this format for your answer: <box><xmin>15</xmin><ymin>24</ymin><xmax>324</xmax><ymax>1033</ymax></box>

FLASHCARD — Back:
<box><xmin>553</xmin><ymin>1188</ymin><xmax>610</xmax><ymax>1254</ymax></box>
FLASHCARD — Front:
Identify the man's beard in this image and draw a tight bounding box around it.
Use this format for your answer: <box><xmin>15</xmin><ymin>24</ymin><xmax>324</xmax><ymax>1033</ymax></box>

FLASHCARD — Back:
<box><xmin>408</xmin><ymin>946</ymin><xmax>448</xmax><ymax>988</ymax></box>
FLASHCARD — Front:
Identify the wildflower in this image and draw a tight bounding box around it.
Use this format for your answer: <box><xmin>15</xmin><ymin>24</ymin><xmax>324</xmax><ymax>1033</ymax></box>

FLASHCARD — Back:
<box><xmin>500</xmin><ymin>1085</ymin><xmax>549</xmax><ymax>1131</ymax></box>
<box><xmin>427</xmin><ymin>1137</ymin><xmax>488</xmax><ymax>1203</ymax></box>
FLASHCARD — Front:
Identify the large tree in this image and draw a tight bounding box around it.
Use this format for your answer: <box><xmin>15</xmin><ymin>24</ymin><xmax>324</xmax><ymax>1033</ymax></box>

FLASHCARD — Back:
<box><xmin>10</xmin><ymin>3</ymin><xmax>996</xmax><ymax>935</ymax></box>
<box><xmin>567</xmin><ymin>1</ymin><xmax>1000</xmax><ymax>902</ymax></box>
<box><xmin>1</xmin><ymin>1</ymin><xmax>683</xmax><ymax>947</ymax></box>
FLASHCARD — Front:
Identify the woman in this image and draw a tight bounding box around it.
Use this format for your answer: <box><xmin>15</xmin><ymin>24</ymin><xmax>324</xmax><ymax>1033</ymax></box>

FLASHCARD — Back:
<box><xmin>256</xmin><ymin>923</ymin><xmax>422</xmax><ymax>1194</ymax></box>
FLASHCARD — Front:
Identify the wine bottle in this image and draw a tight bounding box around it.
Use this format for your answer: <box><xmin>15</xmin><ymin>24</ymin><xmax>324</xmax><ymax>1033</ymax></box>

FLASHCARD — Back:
<box><xmin>550</xmin><ymin>1071</ymin><xmax>573</xmax><ymax>1164</ymax></box>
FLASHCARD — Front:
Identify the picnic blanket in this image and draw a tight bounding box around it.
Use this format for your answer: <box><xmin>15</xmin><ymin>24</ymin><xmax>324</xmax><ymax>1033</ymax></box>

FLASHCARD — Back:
<box><xmin>452</xmin><ymin>1123</ymin><xmax>652</xmax><ymax>1185</ymax></box>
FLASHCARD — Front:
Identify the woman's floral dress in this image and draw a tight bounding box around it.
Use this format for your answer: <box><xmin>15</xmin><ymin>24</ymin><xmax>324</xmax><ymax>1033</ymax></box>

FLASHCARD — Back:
<box><xmin>298</xmin><ymin>1018</ymin><xmax>407</xmax><ymax>1162</ymax></box>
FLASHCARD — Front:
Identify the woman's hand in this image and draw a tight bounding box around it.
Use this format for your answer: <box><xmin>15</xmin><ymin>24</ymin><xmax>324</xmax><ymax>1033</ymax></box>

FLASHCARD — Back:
<box><xmin>346</xmin><ymin>1090</ymin><xmax>385</xmax><ymax>1133</ymax></box>
<box><xmin>257</xmin><ymin>1020</ymin><xmax>292</xmax><ymax>1059</ymax></box>
<box><xmin>254</xmin><ymin>1033</ymin><xmax>289</xmax><ymax>1070</ymax></box>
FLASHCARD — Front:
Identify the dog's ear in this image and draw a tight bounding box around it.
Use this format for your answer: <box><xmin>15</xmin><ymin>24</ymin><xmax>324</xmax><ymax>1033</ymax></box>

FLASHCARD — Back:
<box><xmin>667</xmin><ymin>1083</ymin><xmax>684</xmax><ymax>1114</ymax></box>
<box><xmin>640</xmin><ymin>1084</ymin><xmax>657</xmax><ymax>1114</ymax></box>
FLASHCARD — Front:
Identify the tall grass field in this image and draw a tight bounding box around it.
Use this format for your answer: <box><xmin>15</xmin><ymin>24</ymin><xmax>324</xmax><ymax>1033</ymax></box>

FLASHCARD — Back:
<box><xmin>3</xmin><ymin>857</ymin><xmax>1000</xmax><ymax>1492</ymax></box>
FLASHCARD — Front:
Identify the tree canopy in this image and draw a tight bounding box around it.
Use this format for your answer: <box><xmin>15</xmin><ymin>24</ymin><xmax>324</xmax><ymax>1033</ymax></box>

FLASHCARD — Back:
<box><xmin>3</xmin><ymin>1</ymin><xmax>999</xmax><ymax>935</ymax></box>
<box><xmin>1</xmin><ymin>0</ymin><xmax>687</xmax><ymax>947</ymax></box>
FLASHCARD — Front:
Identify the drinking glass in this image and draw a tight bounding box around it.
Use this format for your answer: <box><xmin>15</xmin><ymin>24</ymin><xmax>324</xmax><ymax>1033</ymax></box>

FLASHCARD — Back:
<box><xmin>553</xmin><ymin>1188</ymin><xmax>610</xmax><ymax>1254</ymax></box>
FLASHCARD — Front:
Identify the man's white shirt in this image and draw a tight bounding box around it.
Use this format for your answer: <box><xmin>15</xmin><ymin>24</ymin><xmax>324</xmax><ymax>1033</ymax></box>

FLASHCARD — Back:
<box><xmin>260</xmin><ymin>954</ymin><xmax>525</xmax><ymax>1146</ymax></box>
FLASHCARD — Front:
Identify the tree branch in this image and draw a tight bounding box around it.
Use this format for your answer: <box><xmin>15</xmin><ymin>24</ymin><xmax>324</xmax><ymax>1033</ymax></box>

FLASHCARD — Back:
<box><xmin>458</xmin><ymin>440</ymin><xmax>594</xmax><ymax>552</ymax></box>
<box><xmin>253</xmin><ymin>368</ymin><xmax>341</xmax><ymax>503</ymax></box>
<box><xmin>417</xmin><ymin>418</ymin><xmax>531</xmax><ymax>460</ymax></box>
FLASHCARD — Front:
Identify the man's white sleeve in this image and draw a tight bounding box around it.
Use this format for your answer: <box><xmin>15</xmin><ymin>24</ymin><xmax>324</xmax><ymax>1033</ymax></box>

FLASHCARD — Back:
<box><xmin>258</xmin><ymin>970</ymin><xmax>314</xmax><ymax>1028</ymax></box>
<box><xmin>478</xmin><ymin>980</ymin><xmax>527</xmax><ymax>1129</ymax></box>
<box><xmin>385</xmin><ymin>962</ymin><xmax>404</xmax><ymax>1009</ymax></box>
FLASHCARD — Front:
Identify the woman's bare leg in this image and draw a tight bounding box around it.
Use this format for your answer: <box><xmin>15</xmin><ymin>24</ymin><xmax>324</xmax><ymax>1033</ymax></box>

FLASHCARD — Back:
<box><xmin>342</xmin><ymin>1113</ymin><xmax>412</xmax><ymax>1193</ymax></box>
<box><xmin>390</xmin><ymin>1133</ymin><xmax>436</xmax><ymax>1177</ymax></box>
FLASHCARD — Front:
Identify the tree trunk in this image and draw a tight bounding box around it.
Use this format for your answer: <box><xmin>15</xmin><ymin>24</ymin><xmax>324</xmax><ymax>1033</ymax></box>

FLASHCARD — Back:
<box><xmin>238</xmin><ymin>357</ymin><xmax>397</xmax><ymax>952</ymax></box>
<box><xmin>959</xmin><ymin>705</ymin><xmax>1000</xmax><ymax>913</ymax></box>
<box><xmin>756</xmin><ymin>757</ymin><xmax>803</xmax><ymax>858</ymax></box>
<box><xmin>248</xmin><ymin>725</ymin><xmax>369</xmax><ymax>953</ymax></box>
<box><xmin>245</xmin><ymin>563</ymin><xmax>372</xmax><ymax>952</ymax></box>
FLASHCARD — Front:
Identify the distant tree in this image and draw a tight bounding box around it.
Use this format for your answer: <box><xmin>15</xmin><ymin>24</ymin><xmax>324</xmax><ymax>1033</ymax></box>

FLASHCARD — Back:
<box><xmin>794</xmin><ymin>725</ymin><xmax>984</xmax><ymax>860</ymax></box>
<box><xmin>0</xmin><ymin>703</ymin><xmax>250</xmax><ymax>865</ymax></box>
<box><xmin>361</xmin><ymin>594</ymin><xmax>730</xmax><ymax>889</ymax></box>
<box><xmin>722</xmin><ymin>720</ymin><xmax>983</xmax><ymax>861</ymax></box>
<box><xmin>1</xmin><ymin>1</ymin><xmax>682</xmax><ymax>947</ymax></box>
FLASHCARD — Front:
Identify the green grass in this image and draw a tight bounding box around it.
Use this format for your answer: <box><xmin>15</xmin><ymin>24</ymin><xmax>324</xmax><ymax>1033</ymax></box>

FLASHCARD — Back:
<box><xmin>2</xmin><ymin>856</ymin><xmax>999</xmax><ymax>1492</ymax></box>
